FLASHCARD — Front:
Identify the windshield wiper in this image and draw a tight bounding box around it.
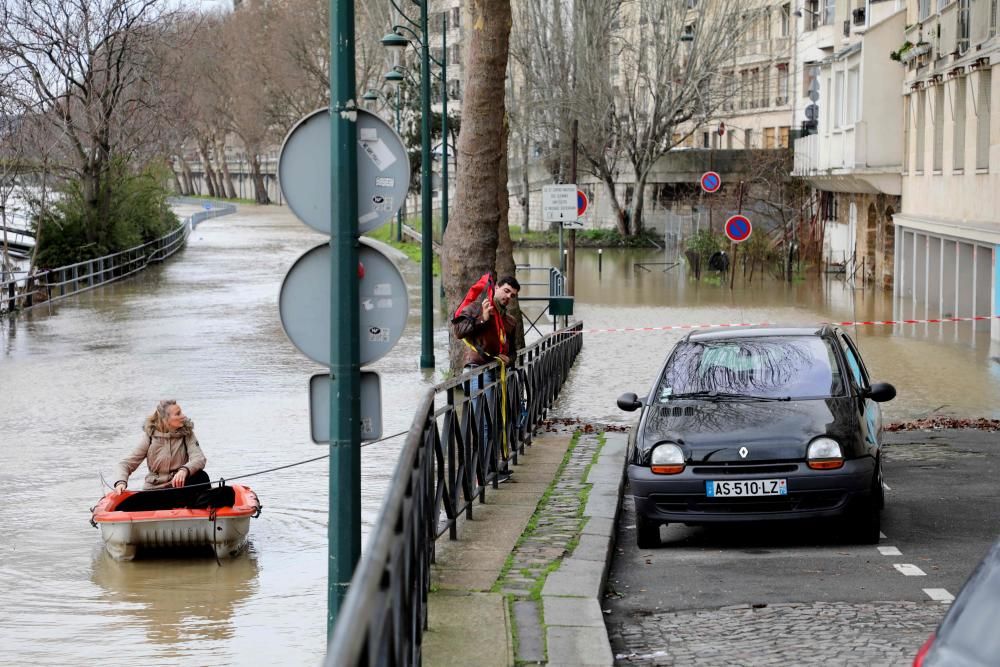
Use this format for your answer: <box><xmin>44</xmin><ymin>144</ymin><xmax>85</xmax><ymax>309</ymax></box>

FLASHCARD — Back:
<box><xmin>668</xmin><ymin>391</ymin><xmax>791</xmax><ymax>402</ymax></box>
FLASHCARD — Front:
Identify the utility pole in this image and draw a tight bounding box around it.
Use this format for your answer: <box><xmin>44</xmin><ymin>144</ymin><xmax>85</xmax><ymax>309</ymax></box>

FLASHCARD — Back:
<box><xmin>568</xmin><ymin>119</ymin><xmax>577</xmax><ymax>296</ymax></box>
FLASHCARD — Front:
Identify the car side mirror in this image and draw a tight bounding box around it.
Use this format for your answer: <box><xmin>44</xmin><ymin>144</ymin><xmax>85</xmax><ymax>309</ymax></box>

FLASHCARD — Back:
<box><xmin>617</xmin><ymin>392</ymin><xmax>643</xmax><ymax>412</ymax></box>
<box><xmin>866</xmin><ymin>382</ymin><xmax>896</xmax><ymax>403</ymax></box>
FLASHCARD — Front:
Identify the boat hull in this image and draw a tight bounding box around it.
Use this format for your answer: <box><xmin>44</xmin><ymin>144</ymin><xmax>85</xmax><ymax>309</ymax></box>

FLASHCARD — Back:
<box><xmin>92</xmin><ymin>484</ymin><xmax>260</xmax><ymax>561</ymax></box>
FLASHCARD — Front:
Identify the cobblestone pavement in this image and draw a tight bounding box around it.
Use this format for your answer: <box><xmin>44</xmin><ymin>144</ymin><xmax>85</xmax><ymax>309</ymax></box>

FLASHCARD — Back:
<box><xmin>496</xmin><ymin>430</ymin><xmax>604</xmax><ymax>662</ymax></box>
<box><xmin>499</xmin><ymin>431</ymin><xmax>602</xmax><ymax>597</ymax></box>
<box><xmin>608</xmin><ymin>600</ymin><xmax>943</xmax><ymax>666</ymax></box>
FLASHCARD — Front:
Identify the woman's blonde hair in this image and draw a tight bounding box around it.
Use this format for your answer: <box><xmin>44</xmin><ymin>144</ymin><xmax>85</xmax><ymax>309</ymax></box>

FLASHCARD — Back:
<box><xmin>150</xmin><ymin>399</ymin><xmax>178</xmax><ymax>432</ymax></box>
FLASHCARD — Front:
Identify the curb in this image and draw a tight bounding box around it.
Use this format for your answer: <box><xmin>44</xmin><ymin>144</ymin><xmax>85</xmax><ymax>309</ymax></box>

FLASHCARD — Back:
<box><xmin>541</xmin><ymin>431</ymin><xmax>627</xmax><ymax>666</ymax></box>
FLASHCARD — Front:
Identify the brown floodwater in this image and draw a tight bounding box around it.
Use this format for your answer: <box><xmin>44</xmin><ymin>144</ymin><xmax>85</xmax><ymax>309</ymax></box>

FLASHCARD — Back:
<box><xmin>2</xmin><ymin>205</ymin><xmax>998</xmax><ymax>664</ymax></box>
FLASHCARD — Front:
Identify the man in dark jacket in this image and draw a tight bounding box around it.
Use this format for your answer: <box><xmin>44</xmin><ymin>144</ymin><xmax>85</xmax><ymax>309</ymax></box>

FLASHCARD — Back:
<box><xmin>452</xmin><ymin>274</ymin><xmax>521</xmax><ymax>480</ymax></box>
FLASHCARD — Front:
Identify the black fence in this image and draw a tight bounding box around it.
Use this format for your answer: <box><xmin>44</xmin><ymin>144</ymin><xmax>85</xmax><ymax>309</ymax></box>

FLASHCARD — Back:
<box><xmin>325</xmin><ymin>321</ymin><xmax>584</xmax><ymax>666</ymax></box>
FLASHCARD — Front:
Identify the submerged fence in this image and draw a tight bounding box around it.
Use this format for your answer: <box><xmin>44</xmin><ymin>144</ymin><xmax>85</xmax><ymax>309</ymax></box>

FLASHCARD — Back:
<box><xmin>0</xmin><ymin>200</ymin><xmax>234</xmax><ymax>316</ymax></box>
<box><xmin>325</xmin><ymin>321</ymin><xmax>584</xmax><ymax>666</ymax></box>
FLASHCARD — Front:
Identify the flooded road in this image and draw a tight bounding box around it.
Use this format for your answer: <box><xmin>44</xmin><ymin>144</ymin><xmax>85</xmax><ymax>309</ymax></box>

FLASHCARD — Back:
<box><xmin>2</xmin><ymin>205</ymin><xmax>998</xmax><ymax>665</ymax></box>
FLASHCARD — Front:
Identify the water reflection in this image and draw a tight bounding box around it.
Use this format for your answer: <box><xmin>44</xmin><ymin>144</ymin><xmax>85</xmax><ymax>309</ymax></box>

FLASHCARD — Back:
<box><xmin>90</xmin><ymin>550</ymin><xmax>260</xmax><ymax>647</ymax></box>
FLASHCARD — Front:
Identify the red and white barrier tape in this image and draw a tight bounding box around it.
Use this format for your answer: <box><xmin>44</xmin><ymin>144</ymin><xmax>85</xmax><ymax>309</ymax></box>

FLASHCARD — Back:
<box><xmin>579</xmin><ymin>315</ymin><xmax>1000</xmax><ymax>335</ymax></box>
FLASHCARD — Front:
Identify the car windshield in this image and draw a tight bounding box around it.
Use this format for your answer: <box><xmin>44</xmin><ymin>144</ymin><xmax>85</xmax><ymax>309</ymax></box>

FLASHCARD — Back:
<box><xmin>656</xmin><ymin>336</ymin><xmax>844</xmax><ymax>401</ymax></box>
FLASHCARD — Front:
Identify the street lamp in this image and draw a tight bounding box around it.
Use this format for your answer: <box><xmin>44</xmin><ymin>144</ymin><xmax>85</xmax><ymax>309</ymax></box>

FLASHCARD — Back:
<box><xmin>363</xmin><ymin>86</ymin><xmax>406</xmax><ymax>242</ymax></box>
<box><xmin>381</xmin><ymin>5</ymin><xmax>451</xmax><ymax>370</ymax></box>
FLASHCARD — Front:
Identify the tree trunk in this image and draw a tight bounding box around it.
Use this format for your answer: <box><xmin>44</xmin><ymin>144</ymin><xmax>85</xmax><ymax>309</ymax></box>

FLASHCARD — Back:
<box><xmin>495</xmin><ymin>114</ymin><xmax>524</xmax><ymax>351</ymax></box>
<box><xmin>250</xmin><ymin>154</ymin><xmax>271</xmax><ymax>204</ymax></box>
<box><xmin>169</xmin><ymin>160</ymin><xmax>184</xmax><ymax>195</ymax></box>
<box><xmin>198</xmin><ymin>139</ymin><xmax>218</xmax><ymax>198</ymax></box>
<box><xmin>215</xmin><ymin>139</ymin><xmax>237</xmax><ymax>199</ymax></box>
<box><xmin>180</xmin><ymin>161</ymin><xmax>194</xmax><ymax>196</ymax></box>
<box><xmin>520</xmin><ymin>124</ymin><xmax>530</xmax><ymax>233</ymax></box>
<box><xmin>600</xmin><ymin>177</ymin><xmax>628</xmax><ymax>236</ymax></box>
<box><xmin>631</xmin><ymin>172</ymin><xmax>649</xmax><ymax>237</ymax></box>
<box><xmin>442</xmin><ymin>0</ymin><xmax>513</xmax><ymax>375</ymax></box>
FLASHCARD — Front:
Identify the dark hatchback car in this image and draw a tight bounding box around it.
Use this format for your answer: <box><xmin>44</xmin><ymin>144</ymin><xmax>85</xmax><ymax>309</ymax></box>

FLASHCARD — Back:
<box><xmin>914</xmin><ymin>539</ymin><xmax>1000</xmax><ymax>666</ymax></box>
<box><xmin>617</xmin><ymin>325</ymin><xmax>896</xmax><ymax>547</ymax></box>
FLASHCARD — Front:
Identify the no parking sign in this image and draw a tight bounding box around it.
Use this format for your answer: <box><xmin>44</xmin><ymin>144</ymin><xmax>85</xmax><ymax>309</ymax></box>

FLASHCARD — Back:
<box><xmin>724</xmin><ymin>215</ymin><xmax>752</xmax><ymax>243</ymax></box>
<box><xmin>700</xmin><ymin>171</ymin><xmax>722</xmax><ymax>193</ymax></box>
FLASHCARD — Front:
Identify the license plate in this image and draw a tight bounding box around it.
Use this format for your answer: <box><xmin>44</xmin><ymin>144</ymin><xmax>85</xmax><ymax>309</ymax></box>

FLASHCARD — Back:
<box><xmin>705</xmin><ymin>479</ymin><xmax>787</xmax><ymax>497</ymax></box>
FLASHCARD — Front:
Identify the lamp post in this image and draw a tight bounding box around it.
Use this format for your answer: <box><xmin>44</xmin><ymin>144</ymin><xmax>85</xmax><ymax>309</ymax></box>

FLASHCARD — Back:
<box><xmin>382</xmin><ymin>7</ymin><xmax>451</xmax><ymax>370</ymax></box>
<box><xmin>362</xmin><ymin>87</ymin><xmax>405</xmax><ymax>242</ymax></box>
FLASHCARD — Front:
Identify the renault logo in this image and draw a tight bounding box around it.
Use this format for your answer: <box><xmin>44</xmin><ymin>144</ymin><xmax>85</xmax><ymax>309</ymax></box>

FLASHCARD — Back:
<box><xmin>739</xmin><ymin>446</ymin><xmax>749</xmax><ymax>459</ymax></box>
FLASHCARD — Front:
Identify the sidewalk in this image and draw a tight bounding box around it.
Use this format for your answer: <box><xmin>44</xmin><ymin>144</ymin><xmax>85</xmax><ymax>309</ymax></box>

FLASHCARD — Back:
<box><xmin>423</xmin><ymin>429</ymin><xmax>628</xmax><ymax>666</ymax></box>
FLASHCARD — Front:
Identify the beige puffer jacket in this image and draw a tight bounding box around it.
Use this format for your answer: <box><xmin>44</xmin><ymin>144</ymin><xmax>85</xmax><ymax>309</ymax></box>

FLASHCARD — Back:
<box><xmin>114</xmin><ymin>416</ymin><xmax>207</xmax><ymax>490</ymax></box>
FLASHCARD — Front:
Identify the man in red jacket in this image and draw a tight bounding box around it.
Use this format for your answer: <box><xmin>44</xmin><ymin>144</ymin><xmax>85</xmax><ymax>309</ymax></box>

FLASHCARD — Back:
<box><xmin>452</xmin><ymin>274</ymin><xmax>520</xmax><ymax>481</ymax></box>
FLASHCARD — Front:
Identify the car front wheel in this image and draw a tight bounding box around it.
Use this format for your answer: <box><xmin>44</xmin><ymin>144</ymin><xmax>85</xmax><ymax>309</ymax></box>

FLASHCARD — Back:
<box><xmin>848</xmin><ymin>475</ymin><xmax>882</xmax><ymax>545</ymax></box>
<box><xmin>636</xmin><ymin>513</ymin><xmax>662</xmax><ymax>548</ymax></box>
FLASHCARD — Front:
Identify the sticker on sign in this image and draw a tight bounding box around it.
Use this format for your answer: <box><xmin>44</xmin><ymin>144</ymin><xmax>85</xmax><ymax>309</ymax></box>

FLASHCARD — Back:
<box><xmin>542</xmin><ymin>184</ymin><xmax>578</xmax><ymax>222</ymax></box>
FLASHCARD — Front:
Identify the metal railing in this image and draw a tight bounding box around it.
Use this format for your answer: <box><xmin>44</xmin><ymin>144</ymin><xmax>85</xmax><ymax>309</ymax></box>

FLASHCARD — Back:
<box><xmin>0</xmin><ymin>200</ymin><xmax>235</xmax><ymax>316</ymax></box>
<box><xmin>325</xmin><ymin>321</ymin><xmax>584</xmax><ymax>666</ymax></box>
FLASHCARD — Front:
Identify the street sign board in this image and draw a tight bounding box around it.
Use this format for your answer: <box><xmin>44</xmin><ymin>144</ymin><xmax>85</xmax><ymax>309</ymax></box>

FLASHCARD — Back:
<box><xmin>279</xmin><ymin>238</ymin><xmax>409</xmax><ymax>366</ymax></box>
<box><xmin>725</xmin><ymin>215</ymin><xmax>753</xmax><ymax>243</ymax></box>
<box><xmin>577</xmin><ymin>190</ymin><xmax>589</xmax><ymax>217</ymax></box>
<box><xmin>278</xmin><ymin>107</ymin><xmax>410</xmax><ymax>235</ymax></box>
<box><xmin>700</xmin><ymin>171</ymin><xmax>722</xmax><ymax>193</ymax></box>
<box><xmin>309</xmin><ymin>371</ymin><xmax>382</xmax><ymax>443</ymax></box>
<box><xmin>542</xmin><ymin>184</ymin><xmax>578</xmax><ymax>222</ymax></box>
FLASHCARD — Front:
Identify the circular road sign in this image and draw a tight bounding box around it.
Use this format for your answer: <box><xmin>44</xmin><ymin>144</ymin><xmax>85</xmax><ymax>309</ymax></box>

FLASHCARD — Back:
<box><xmin>700</xmin><ymin>171</ymin><xmax>722</xmax><ymax>193</ymax></box>
<box><xmin>278</xmin><ymin>107</ymin><xmax>411</xmax><ymax>235</ymax></box>
<box><xmin>725</xmin><ymin>215</ymin><xmax>753</xmax><ymax>243</ymax></box>
<box><xmin>279</xmin><ymin>238</ymin><xmax>409</xmax><ymax>366</ymax></box>
<box><xmin>577</xmin><ymin>190</ymin><xmax>588</xmax><ymax>217</ymax></box>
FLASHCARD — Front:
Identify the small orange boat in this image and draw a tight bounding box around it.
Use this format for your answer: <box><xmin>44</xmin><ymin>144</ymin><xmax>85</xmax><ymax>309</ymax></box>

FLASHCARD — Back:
<box><xmin>91</xmin><ymin>485</ymin><xmax>261</xmax><ymax>561</ymax></box>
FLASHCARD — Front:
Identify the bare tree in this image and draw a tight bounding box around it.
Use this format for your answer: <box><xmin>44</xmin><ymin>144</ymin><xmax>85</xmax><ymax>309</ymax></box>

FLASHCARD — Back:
<box><xmin>0</xmin><ymin>0</ymin><xmax>187</xmax><ymax>245</ymax></box>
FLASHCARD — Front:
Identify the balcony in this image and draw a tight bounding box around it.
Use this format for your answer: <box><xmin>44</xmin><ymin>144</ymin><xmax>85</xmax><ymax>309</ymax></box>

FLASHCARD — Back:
<box><xmin>852</xmin><ymin>7</ymin><xmax>866</xmax><ymax>26</ymax></box>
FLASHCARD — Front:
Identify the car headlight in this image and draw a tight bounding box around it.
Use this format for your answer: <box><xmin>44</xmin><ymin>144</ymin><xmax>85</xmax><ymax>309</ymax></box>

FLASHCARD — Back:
<box><xmin>807</xmin><ymin>437</ymin><xmax>844</xmax><ymax>470</ymax></box>
<box><xmin>650</xmin><ymin>443</ymin><xmax>685</xmax><ymax>475</ymax></box>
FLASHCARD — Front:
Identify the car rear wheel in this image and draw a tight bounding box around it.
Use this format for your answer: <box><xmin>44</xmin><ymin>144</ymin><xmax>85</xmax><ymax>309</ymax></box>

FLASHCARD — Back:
<box><xmin>636</xmin><ymin>513</ymin><xmax>661</xmax><ymax>548</ymax></box>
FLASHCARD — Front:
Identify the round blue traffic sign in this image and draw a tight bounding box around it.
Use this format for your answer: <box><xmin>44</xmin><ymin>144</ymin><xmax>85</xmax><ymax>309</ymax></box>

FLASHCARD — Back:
<box><xmin>700</xmin><ymin>171</ymin><xmax>721</xmax><ymax>193</ymax></box>
<box><xmin>725</xmin><ymin>215</ymin><xmax>752</xmax><ymax>243</ymax></box>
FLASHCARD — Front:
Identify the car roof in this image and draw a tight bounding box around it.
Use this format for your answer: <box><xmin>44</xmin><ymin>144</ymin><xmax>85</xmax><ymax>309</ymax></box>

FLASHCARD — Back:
<box><xmin>683</xmin><ymin>324</ymin><xmax>835</xmax><ymax>343</ymax></box>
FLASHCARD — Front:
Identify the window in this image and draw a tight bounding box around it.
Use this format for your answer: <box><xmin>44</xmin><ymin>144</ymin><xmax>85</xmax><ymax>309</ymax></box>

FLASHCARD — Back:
<box><xmin>805</xmin><ymin>0</ymin><xmax>820</xmax><ymax>30</ymax></box>
<box><xmin>838</xmin><ymin>334</ymin><xmax>870</xmax><ymax>391</ymax></box>
<box><xmin>759</xmin><ymin>68</ymin><xmax>769</xmax><ymax>107</ymax></box>
<box><xmin>916</xmin><ymin>89</ymin><xmax>926</xmax><ymax>172</ymax></box>
<box><xmin>451</xmin><ymin>7</ymin><xmax>461</xmax><ymax>29</ymax></box>
<box><xmin>919</xmin><ymin>0</ymin><xmax>930</xmax><ymax>20</ymax></box>
<box><xmin>779</xmin><ymin>126</ymin><xmax>790</xmax><ymax>148</ymax></box>
<box><xmin>822</xmin><ymin>0</ymin><xmax>835</xmax><ymax>25</ymax></box>
<box><xmin>780</xmin><ymin>3</ymin><xmax>790</xmax><ymax>37</ymax></box>
<box><xmin>957</xmin><ymin>0</ymin><xmax>970</xmax><ymax>54</ymax></box>
<box><xmin>744</xmin><ymin>128</ymin><xmax>753</xmax><ymax>148</ymax></box>
<box><xmin>450</xmin><ymin>44</ymin><xmax>462</xmax><ymax>66</ymax></box>
<box><xmin>954</xmin><ymin>77</ymin><xmax>966</xmax><ymax>172</ymax></box>
<box><xmin>703</xmin><ymin>132</ymin><xmax>710</xmax><ymax>148</ymax></box>
<box><xmin>903</xmin><ymin>95</ymin><xmax>911</xmax><ymax>173</ymax></box>
<box><xmin>933</xmin><ymin>84</ymin><xmax>944</xmax><ymax>172</ymax></box>
<box><xmin>976</xmin><ymin>70</ymin><xmax>991</xmax><ymax>171</ymax></box>
<box><xmin>776</xmin><ymin>63</ymin><xmax>789</xmax><ymax>104</ymax></box>
<box><xmin>834</xmin><ymin>71</ymin><xmax>844</xmax><ymax>128</ymax></box>
<box><xmin>846</xmin><ymin>67</ymin><xmax>859</xmax><ymax>125</ymax></box>
<box><xmin>656</xmin><ymin>337</ymin><xmax>845</xmax><ymax>400</ymax></box>
<box><xmin>992</xmin><ymin>0</ymin><xmax>998</xmax><ymax>38</ymax></box>
<box><xmin>764</xmin><ymin>127</ymin><xmax>776</xmax><ymax>148</ymax></box>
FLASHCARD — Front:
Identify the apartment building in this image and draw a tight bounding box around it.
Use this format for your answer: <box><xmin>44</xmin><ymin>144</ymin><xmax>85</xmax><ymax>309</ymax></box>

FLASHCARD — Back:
<box><xmin>894</xmin><ymin>0</ymin><xmax>1000</xmax><ymax>339</ymax></box>
<box><xmin>700</xmin><ymin>1</ymin><xmax>796</xmax><ymax>151</ymax></box>
<box><xmin>792</xmin><ymin>0</ymin><xmax>905</xmax><ymax>290</ymax></box>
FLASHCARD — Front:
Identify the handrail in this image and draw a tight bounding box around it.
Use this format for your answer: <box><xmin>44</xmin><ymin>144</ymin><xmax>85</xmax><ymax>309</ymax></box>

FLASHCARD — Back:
<box><xmin>0</xmin><ymin>199</ymin><xmax>235</xmax><ymax>316</ymax></box>
<box><xmin>325</xmin><ymin>321</ymin><xmax>584</xmax><ymax>666</ymax></box>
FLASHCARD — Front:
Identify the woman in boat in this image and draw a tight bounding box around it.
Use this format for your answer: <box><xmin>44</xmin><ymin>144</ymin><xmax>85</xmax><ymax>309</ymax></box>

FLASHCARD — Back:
<box><xmin>112</xmin><ymin>399</ymin><xmax>209</xmax><ymax>496</ymax></box>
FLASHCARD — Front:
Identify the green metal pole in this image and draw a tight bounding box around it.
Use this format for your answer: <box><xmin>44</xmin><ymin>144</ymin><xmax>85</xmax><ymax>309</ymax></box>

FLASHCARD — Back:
<box><xmin>395</xmin><ymin>88</ymin><xmax>403</xmax><ymax>243</ymax></box>
<box><xmin>439</xmin><ymin>13</ymin><xmax>448</xmax><ymax>301</ymax></box>
<box><xmin>419</xmin><ymin>1</ymin><xmax>435</xmax><ymax>369</ymax></box>
<box><xmin>328</xmin><ymin>0</ymin><xmax>360</xmax><ymax>638</ymax></box>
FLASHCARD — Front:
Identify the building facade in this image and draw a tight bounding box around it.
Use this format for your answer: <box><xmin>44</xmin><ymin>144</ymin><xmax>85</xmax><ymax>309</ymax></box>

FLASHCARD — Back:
<box><xmin>895</xmin><ymin>0</ymin><xmax>1000</xmax><ymax>339</ymax></box>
